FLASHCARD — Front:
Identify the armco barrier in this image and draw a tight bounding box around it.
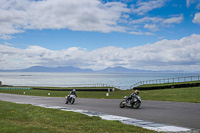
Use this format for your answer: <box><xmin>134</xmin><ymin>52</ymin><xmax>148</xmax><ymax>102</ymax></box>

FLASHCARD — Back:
<box><xmin>32</xmin><ymin>88</ymin><xmax>114</xmax><ymax>92</ymax></box>
<box><xmin>0</xmin><ymin>87</ymin><xmax>32</xmax><ymax>90</ymax></box>
<box><xmin>0</xmin><ymin>87</ymin><xmax>114</xmax><ymax>91</ymax></box>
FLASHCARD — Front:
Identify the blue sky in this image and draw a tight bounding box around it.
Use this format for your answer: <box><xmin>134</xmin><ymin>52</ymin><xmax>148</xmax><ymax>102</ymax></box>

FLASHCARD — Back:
<box><xmin>0</xmin><ymin>0</ymin><xmax>200</xmax><ymax>71</ymax></box>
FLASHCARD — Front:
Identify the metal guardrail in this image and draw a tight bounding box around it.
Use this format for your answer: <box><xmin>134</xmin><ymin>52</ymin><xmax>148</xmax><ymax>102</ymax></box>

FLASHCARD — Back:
<box><xmin>0</xmin><ymin>87</ymin><xmax>32</xmax><ymax>90</ymax></box>
<box><xmin>130</xmin><ymin>75</ymin><xmax>200</xmax><ymax>89</ymax></box>
<box><xmin>63</xmin><ymin>83</ymin><xmax>111</xmax><ymax>87</ymax></box>
<box><xmin>62</xmin><ymin>83</ymin><xmax>119</xmax><ymax>89</ymax></box>
<box><xmin>0</xmin><ymin>82</ymin><xmax>119</xmax><ymax>89</ymax></box>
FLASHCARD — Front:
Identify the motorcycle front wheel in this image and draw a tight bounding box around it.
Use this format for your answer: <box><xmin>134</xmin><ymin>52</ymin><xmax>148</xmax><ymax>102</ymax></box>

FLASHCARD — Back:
<box><xmin>132</xmin><ymin>101</ymin><xmax>141</xmax><ymax>109</ymax></box>
<box><xmin>65</xmin><ymin>99</ymin><xmax>68</xmax><ymax>104</ymax></box>
<box><xmin>119</xmin><ymin>101</ymin><xmax>126</xmax><ymax>108</ymax></box>
<box><xmin>70</xmin><ymin>98</ymin><xmax>75</xmax><ymax>104</ymax></box>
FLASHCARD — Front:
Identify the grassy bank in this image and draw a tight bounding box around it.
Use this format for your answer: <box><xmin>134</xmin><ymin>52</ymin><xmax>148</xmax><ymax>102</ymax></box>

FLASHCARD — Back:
<box><xmin>141</xmin><ymin>87</ymin><xmax>200</xmax><ymax>103</ymax></box>
<box><xmin>138</xmin><ymin>80</ymin><xmax>200</xmax><ymax>87</ymax></box>
<box><xmin>0</xmin><ymin>86</ymin><xmax>200</xmax><ymax>103</ymax></box>
<box><xmin>0</xmin><ymin>101</ymin><xmax>157</xmax><ymax>133</ymax></box>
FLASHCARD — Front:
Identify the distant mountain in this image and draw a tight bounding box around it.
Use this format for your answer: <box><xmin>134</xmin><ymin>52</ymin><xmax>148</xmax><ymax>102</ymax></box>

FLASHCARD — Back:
<box><xmin>0</xmin><ymin>66</ymin><xmax>94</xmax><ymax>73</ymax></box>
<box><xmin>0</xmin><ymin>66</ymin><xmax>184</xmax><ymax>73</ymax></box>
<box><xmin>97</xmin><ymin>66</ymin><xmax>154</xmax><ymax>73</ymax></box>
<box><xmin>22</xmin><ymin>66</ymin><xmax>94</xmax><ymax>72</ymax></box>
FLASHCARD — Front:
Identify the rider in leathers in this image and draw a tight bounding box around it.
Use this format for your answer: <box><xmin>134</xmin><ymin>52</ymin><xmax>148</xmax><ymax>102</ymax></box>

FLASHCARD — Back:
<box><xmin>67</xmin><ymin>89</ymin><xmax>77</xmax><ymax>100</ymax></box>
<box><xmin>129</xmin><ymin>90</ymin><xmax>139</xmax><ymax>104</ymax></box>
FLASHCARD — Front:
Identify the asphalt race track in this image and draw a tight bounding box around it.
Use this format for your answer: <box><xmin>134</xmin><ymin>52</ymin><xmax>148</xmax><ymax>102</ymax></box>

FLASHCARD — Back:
<box><xmin>0</xmin><ymin>93</ymin><xmax>200</xmax><ymax>130</ymax></box>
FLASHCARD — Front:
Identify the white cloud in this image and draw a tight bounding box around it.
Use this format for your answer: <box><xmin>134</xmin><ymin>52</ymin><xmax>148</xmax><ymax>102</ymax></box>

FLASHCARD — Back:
<box><xmin>132</xmin><ymin>15</ymin><xmax>184</xmax><ymax>25</ymax></box>
<box><xmin>131</xmin><ymin>14</ymin><xmax>184</xmax><ymax>24</ymax></box>
<box><xmin>0</xmin><ymin>0</ymin><xmax>130</xmax><ymax>38</ymax></box>
<box><xmin>144</xmin><ymin>24</ymin><xmax>159</xmax><ymax>31</ymax></box>
<box><xmin>186</xmin><ymin>0</ymin><xmax>193</xmax><ymax>7</ymax></box>
<box><xmin>192</xmin><ymin>12</ymin><xmax>200</xmax><ymax>24</ymax></box>
<box><xmin>131</xmin><ymin>14</ymin><xmax>183</xmax><ymax>31</ymax></box>
<box><xmin>4</xmin><ymin>42</ymin><xmax>13</xmax><ymax>46</ymax></box>
<box><xmin>131</xmin><ymin>0</ymin><xmax>166</xmax><ymax>15</ymax></box>
<box><xmin>162</xmin><ymin>14</ymin><xmax>183</xmax><ymax>24</ymax></box>
<box><xmin>0</xmin><ymin>0</ymin><xmax>185</xmax><ymax>39</ymax></box>
<box><xmin>186</xmin><ymin>0</ymin><xmax>200</xmax><ymax>9</ymax></box>
<box><xmin>129</xmin><ymin>31</ymin><xmax>154</xmax><ymax>35</ymax></box>
<box><xmin>0</xmin><ymin>34</ymin><xmax>200</xmax><ymax>71</ymax></box>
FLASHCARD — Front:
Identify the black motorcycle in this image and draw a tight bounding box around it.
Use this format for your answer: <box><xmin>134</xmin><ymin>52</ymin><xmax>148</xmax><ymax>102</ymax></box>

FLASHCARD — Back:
<box><xmin>119</xmin><ymin>94</ymin><xmax>141</xmax><ymax>109</ymax></box>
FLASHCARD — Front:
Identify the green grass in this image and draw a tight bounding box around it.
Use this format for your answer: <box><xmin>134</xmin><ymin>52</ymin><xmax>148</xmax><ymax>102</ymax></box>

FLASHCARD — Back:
<box><xmin>0</xmin><ymin>100</ymin><xmax>157</xmax><ymax>133</ymax></box>
<box><xmin>140</xmin><ymin>87</ymin><xmax>200</xmax><ymax>103</ymax></box>
<box><xmin>138</xmin><ymin>80</ymin><xmax>200</xmax><ymax>87</ymax></box>
<box><xmin>0</xmin><ymin>86</ymin><xmax>200</xmax><ymax>103</ymax></box>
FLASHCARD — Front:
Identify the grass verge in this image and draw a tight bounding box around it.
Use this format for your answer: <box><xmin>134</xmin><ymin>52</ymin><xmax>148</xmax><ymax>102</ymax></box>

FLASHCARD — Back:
<box><xmin>138</xmin><ymin>80</ymin><xmax>200</xmax><ymax>87</ymax></box>
<box><xmin>140</xmin><ymin>87</ymin><xmax>200</xmax><ymax>103</ymax></box>
<box><xmin>0</xmin><ymin>100</ymin><xmax>157</xmax><ymax>133</ymax></box>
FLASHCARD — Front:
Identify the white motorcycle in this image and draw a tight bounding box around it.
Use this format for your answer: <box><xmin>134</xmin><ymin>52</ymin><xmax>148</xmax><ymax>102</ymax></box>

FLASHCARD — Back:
<box><xmin>65</xmin><ymin>94</ymin><xmax>76</xmax><ymax>104</ymax></box>
<box><xmin>119</xmin><ymin>94</ymin><xmax>141</xmax><ymax>109</ymax></box>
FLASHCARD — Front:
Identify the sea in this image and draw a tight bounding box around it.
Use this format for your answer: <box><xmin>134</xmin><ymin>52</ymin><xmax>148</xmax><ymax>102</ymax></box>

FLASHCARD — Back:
<box><xmin>0</xmin><ymin>72</ymin><xmax>200</xmax><ymax>90</ymax></box>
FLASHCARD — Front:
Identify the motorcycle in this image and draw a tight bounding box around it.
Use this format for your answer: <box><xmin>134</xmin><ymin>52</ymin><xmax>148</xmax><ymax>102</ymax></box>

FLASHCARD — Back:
<box><xmin>119</xmin><ymin>94</ymin><xmax>141</xmax><ymax>109</ymax></box>
<box><xmin>65</xmin><ymin>94</ymin><xmax>76</xmax><ymax>104</ymax></box>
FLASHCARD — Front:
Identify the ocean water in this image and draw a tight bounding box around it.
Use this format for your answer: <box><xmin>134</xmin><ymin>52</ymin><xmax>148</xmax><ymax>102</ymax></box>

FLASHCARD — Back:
<box><xmin>0</xmin><ymin>72</ymin><xmax>200</xmax><ymax>90</ymax></box>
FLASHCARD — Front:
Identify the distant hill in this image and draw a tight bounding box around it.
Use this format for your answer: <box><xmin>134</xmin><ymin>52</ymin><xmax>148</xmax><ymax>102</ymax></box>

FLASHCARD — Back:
<box><xmin>21</xmin><ymin>66</ymin><xmax>93</xmax><ymax>72</ymax></box>
<box><xmin>98</xmin><ymin>66</ymin><xmax>184</xmax><ymax>73</ymax></box>
<box><xmin>97</xmin><ymin>66</ymin><xmax>153</xmax><ymax>73</ymax></box>
<box><xmin>0</xmin><ymin>66</ymin><xmax>94</xmax><ymax>73</ymax></box>
<box><xmin>0</xmin><ymin>66</ymin><xmax>184</xmax><ymax>73</ymax></box>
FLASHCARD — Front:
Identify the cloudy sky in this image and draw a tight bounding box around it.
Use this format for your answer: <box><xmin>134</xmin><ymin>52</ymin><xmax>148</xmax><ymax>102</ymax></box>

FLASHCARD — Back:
<box><xmin>0</xmin><ymin>0</ymin><xmax>200</xmax><ymax>72</ymax></box>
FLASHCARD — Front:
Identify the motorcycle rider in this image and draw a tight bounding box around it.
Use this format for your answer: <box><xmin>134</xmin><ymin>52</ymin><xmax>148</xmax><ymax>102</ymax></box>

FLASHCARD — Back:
<box><xmin>67</xmin><ymin>89</ymin><xmax>77</xmax><ymax>100</ymax></box>
<box><xmin>133</xmin><ymin>90</ymin><xmax>139</xmax><ymax>96</ymax></box>
<box><xmin>129</xmin><ymin>90</ymin><xmax>139</xmax><ymax>104</ymax></box>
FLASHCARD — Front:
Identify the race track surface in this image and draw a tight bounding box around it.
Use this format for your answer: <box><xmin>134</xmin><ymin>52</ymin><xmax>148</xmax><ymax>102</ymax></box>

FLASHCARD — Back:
<box><xmin>0</xmin><ymin>93</ymin><xmax>199</xmax><ymax>130</ymax></box>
